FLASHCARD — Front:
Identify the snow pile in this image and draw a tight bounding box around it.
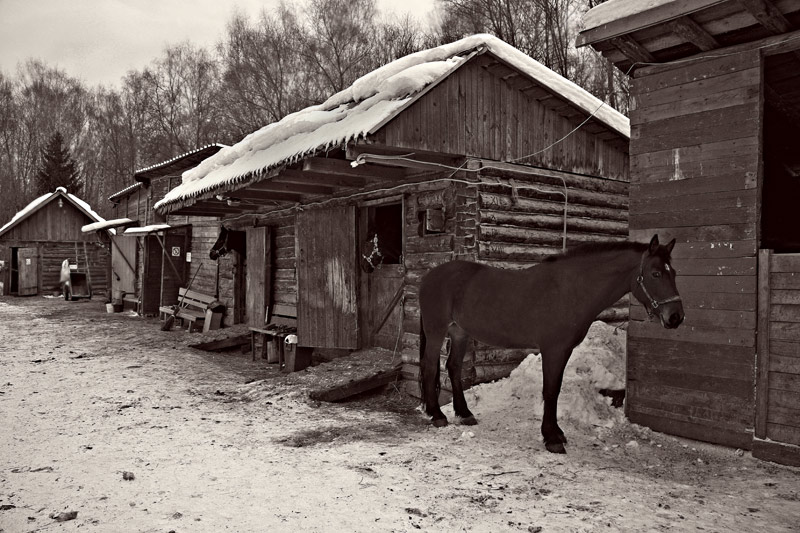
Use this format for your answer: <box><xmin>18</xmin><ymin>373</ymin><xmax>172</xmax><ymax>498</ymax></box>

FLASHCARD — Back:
<box><xmin>446</xmin><ymin>321</ymin><xmax>627</xmax><ymax>431</ymax></box>
<box><xmin>156</xmin><ymin>33</ymin><xmax>629</xmax><ymax>210</ymax></box>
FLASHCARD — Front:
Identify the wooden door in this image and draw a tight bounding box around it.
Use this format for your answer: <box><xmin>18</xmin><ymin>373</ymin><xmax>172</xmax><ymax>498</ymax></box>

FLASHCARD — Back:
<box><xmin>246</xmin><ymin>226</ymin><xmax>272</xmax><ymax>327</ymax></box>
<box><xmin>755</xmin><ymin>250</ymin><xmax>800</xmax><ymax>466</ymax></box>
<box><xmin>17</xmin><ymin>247</ymin><xmax>38</xmax><ymax>296</ymax></box>
<box><xmin>296</xmin><ymin>206</ymin><xmax>358</xmax><ymax>349</ymax></box>
<box><xmin>359</xmin><ymin>202</ymin><xmax>405</xmax><ymax>349</ymax></box>
<box><xmin>159</xmin><ymin>228</ymin><xmax>191</xmax><ymax>308</ymax></box>
<box><xmin>111</xmin><ymin>235</ymin><xmax>137</xmax><ymax>296</ymax></box>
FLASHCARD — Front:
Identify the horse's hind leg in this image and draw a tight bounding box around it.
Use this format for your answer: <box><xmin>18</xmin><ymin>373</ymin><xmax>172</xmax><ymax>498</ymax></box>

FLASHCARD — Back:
<box><xmin>447</xmin><ymin>326</ymin><xmax>476</xmax><ymax>425</ymax></box>
<box><xmin>421</xmin><ymin>326</ymin><xmax>449</xmax><ymax>427</ymax></box>
<box><xmin>541</xmin><ymin>346</ymin><xmax>571</xmax><ymax>454</ymax></box>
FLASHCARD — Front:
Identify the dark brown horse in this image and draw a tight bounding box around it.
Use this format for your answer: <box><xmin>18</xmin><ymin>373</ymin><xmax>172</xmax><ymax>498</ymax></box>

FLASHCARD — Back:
<box><xmin>209</xmin><ymin>226</ymin><xmax>246</xmax><ymax>260</ymax></box>
<box><xmin>418</xmin><ymin>235</ymin><xmax>684</xmax><ymax>454</ymax></box>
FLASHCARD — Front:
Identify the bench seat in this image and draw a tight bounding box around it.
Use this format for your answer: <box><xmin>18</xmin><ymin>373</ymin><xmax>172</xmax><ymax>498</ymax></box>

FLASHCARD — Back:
<box><xmin>160</xmin><ymin>288</ymin><xmax>222</xmax><ymax>332</ymax></box>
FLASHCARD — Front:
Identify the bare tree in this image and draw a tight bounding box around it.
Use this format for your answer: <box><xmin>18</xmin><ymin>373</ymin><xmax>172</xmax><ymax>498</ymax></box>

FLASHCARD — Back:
<box><xmin>299</xmin><ymin>0</ymin><xmax>381</xmax><ymax>96</ymax></box>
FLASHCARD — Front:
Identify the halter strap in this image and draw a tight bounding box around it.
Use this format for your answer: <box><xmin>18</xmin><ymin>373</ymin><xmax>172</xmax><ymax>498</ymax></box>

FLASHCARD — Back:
<box><xmin>637</xmin><ymin>253</ymin><xmax>682</xmax><ymax>315</ymax></box>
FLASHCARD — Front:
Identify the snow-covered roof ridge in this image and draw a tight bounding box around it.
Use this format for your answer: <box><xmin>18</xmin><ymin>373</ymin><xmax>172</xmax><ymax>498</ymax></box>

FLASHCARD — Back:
<box><xmin>134</xmin><ymin>143</ymin><xmax>228</xmax><ymax>176</ymax></box>
<box><xmin>0</xmin><ymin>189</ymin><xmax>110</xmax><ymax>237</ymax></box>
<box><xmin>156</xmin><ymin>34</ymin><xmax>629</xmax><ymax>211</ymax></box>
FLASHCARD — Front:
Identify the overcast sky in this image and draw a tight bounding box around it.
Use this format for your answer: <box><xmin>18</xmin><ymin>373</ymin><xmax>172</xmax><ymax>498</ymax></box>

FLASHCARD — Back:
<box><xmin>0</xmin><ymin>0</ymin><xmax>437</xmax><ymax>88</ymax></box>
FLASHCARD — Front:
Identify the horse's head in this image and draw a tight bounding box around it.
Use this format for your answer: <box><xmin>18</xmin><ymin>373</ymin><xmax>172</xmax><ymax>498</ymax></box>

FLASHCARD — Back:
<box><xmin>209</xmin><ymin>227</ymin><xmax>229</xmax><ymax>260</ymax></box>
<box><xmin>633</xmin><ymin>234</ymin><xmax>685</xmax><ymax>329</ymax></box>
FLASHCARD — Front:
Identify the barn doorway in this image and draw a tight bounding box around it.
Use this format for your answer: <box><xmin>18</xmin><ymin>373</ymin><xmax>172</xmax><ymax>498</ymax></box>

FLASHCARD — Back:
<box><xmin>359</xmin><ymin>200</ymin><xmax>404</xmax><ymax>350</ymax></box>
<box><xmin>754</xmin><ymin>48</ymin><xmax>800</xmax><ymax>463</ymax></box>
<box><xmin>10</xmin><ymin>247</ymin><xmax>38</xmax><ymax>296</ymax></box>
<box><xmin>761</xmin><ymin>50</ymin><xmax>800</xmax><ymax>251</ymax></box>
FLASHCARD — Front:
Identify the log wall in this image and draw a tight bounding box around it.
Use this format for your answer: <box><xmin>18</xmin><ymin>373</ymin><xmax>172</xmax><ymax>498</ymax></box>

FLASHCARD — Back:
<box><xmin>398</xmin><ymin>166</ymin><xmax>630</xmax><ymax>398</ymax></box>
<box><xmin>625</xmin><ymin>49</ymin><xmax>761</xmax><ymax>450</ymax></box>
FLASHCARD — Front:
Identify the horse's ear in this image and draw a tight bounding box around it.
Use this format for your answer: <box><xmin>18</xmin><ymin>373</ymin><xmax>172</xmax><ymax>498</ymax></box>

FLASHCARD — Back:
<box><xmin>649</xmin><ymin>234</ymin><xmax>660</xmax><ymax>254</ymax></box>
<box><xmin>665</xmin><ymin>238</ymin><xmax>676</xmax><ymax>255</ymax></box>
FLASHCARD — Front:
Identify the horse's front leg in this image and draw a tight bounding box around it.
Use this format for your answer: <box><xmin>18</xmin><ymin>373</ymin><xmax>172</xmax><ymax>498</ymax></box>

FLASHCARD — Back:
<box><xmin>541</xmin><ymin>347</ymin><xmax>571</xmax><ymax>454</ymax></box>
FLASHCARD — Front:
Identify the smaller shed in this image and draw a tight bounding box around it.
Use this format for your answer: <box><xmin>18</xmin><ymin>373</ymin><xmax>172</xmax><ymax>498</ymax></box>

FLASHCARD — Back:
<box><xmin>106</xmin><ymin>145</ymin><xmax>226</xmax><ymax>317</ymax></box>
<box><xmin>0</xmin><ymin>187</ymin><xmax>111</xmax><ymax>296</ymax></box>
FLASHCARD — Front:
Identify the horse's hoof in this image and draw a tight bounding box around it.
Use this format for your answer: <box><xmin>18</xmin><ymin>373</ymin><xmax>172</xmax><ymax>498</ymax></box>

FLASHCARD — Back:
<box><xmin>460</xmin><ymin>415</ymin><xmax>478</xmax><ymax>426</ymax></box>
<box><xmin>545</xmin><ymin>441</ymin><xmax>567</xmax><ymax>454</ymax></box>
<box><xmin>432</xmin><ymin>418</ymin><xmax>449</xmax><ymax>428</ymax></box>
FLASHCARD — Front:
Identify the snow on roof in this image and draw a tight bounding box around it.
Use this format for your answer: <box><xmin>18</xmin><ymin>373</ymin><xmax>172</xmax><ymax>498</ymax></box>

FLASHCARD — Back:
<box><xmin>134</xmin><ymin>143</ymin><xmax>227</xmax><ymax>176</ymax></box>
<box><xmin>156</xmin><ymin>34</ymin><xmax>629</xmax><ymax>211</ymax></box>
<box><xmin>0</xmin><ymin>188</ymin><xmax>110</xmax><ymax>236</ymax></box>
<box><xmin>123</xmin><ymin>224</ymin><xmax>171</xmax><ymax>235</ymax></box>
<box><xmin>82</xmin><ymin>218</ymin><xmax>136</xmax><ymax>233</ymax></box>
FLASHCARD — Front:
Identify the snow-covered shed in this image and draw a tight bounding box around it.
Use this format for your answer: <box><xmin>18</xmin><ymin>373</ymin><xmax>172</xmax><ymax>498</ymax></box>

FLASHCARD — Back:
<box><xmin>0</xmin><ymin>188</ymin><xmax>111</xmax><ymax>297</ymax></box>
<box><xmin>105</xmin><ymin>144</ymin><xmax>225</xmax><ymax>317</ymax></box>
<box><xmin>578</xmin><ymin>0</ymin><xmax>800</xmax><ymax>466</ymax></box>
<box><xmin>155</xmin><ymin>34</ymin><xmax>631</xmax><ymax>391</ymax></box>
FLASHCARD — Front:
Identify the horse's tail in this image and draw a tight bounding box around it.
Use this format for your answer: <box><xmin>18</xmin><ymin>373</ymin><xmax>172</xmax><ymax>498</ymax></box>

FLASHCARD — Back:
<box><xmin>418</xmin><ymin>314</ymin><xmax>440</xmax><ymax>410</ymax></box>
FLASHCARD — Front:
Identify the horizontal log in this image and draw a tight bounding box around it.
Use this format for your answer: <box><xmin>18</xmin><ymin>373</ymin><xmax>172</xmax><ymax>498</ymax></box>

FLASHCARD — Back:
<box><xmin>405</xmin><ymin>234</ymin><xmax>454</xmax><ymax>254</ymax></box>
<box><xmin>479</xmin><ymin>182</ymin><xmax>628</xmax><ymax>210</ymax></box>
<box><xmin>480</xmin><ymin>210</ymin><xmax>627</xmax><ymax>235</ymax></box>
<box><xmin>479</xmin><ymin>166</ymin><xmax>630</xmax><ymax>195</ymax></box>
<box><xmin>403</xmin><ymin>251</ymin><xmax>454</xmax><ymax>270</ymax></box>
<box><xmin>479</xmin><ymin>193</ymin><xmax>628</xmax><ymax>222</ymax></box>
<box><xmin>479</xmin><ymin>228</ymin><xmax>627</xmax><ymax>249</ymax></box>
<box><xmin>478</xmin><ymin>242</ymin><xmax>559</xmax><ymax>262</ymax></box>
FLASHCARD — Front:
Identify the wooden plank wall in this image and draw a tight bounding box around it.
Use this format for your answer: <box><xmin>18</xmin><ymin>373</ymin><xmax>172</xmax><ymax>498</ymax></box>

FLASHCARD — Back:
<box><xmin>625</xmin><ymin>50</ymin><xmax>761</xmax><ymax>449</ymax></box>
<box><xmin>758</xmin><ymin>252</ymin><xmax>800</xmax><ymax>448</ymax></box>
<box><xmin>380</xmin><ymin>54</ymin><xmax>629</xmax><ymax>181</ymax></box>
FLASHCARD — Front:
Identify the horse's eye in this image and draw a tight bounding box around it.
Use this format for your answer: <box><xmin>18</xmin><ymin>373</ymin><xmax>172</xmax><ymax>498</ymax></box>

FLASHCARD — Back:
<box><xmin>652</xmin><ymin>271</ymin><xmax>661</xmax><ymax>278</ymax></box>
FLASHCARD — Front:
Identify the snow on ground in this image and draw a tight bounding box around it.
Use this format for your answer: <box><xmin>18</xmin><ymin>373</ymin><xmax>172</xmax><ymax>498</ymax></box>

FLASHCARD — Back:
<box><xmin>445</xmin><ymin>322</ymin><xmax>627</xmax><ymax>434</ymax></box>
<box><xmin>1</xmin><ymin>297</ymin><xmax>799</xmax><ymax>533</ymax></box>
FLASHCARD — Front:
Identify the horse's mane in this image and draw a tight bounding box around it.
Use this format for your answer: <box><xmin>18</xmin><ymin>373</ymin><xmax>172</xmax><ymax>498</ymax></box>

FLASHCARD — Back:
<box><xmin>543</xmin><ymin>241</ymin><xmax>654</xmax><ymax>263</ymax></box>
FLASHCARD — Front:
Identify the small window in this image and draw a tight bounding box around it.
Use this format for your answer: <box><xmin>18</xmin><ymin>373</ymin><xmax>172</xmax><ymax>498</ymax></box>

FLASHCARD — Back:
<box><xmin>361</xmin><ymin>202</ymin><xmax>403</xmax><ymax>272</ymax></box>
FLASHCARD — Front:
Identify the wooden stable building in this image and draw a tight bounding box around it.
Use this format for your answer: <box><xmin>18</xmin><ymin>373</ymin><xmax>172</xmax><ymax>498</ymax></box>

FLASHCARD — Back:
<box><xmin>105</xmin><ymin>145</ymin><xmax>226</xmax><ymax>317</ymax></box>
<box><xmin>578</xmin><ymin>0</ymin><xmax>800</xmax><ymax>465</ymax></box>
<box><xmin>0</xmin><ymin>188</ymin><xmax>110</xmax><ymax>297</ymax></box>
<box><xmin>155</xmin><ymin>34</ymin><xmax>631</xmax><ymax>390</ymax></box>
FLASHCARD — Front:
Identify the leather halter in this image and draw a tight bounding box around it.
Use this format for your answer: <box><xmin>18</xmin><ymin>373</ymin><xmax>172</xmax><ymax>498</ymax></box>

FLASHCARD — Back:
<box><xmin>636</xmin><ymin>253</ymin><xmax>682</xmax><ymax>317</ymax></box>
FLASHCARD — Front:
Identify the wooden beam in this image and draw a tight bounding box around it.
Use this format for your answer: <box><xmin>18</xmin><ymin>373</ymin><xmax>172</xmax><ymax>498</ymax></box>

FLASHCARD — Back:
<box><xmin>246</xmin><ymin>179</ymin><xmax>334</xmax><ymax>196</ymax></box>
<box><xmin>610</xmin><ymin>35</ymin><xmax>656</xmax><ymax>65</ymax></box>
<box><xmin>739</xmin><ymin>0</ymin><xmax>792</xmax><ymax>35</ymax></box>
<box><xmin>275</xmin><ymin>168</ymin><xmax>369</xmax><ymax>189</ymax></box>
<box><xmin>346</xmin><ymin>144</ymin><xmax>464</xmax><ymax>172</ymax></box>
<box><xmin>669</xmin><ymin>15</ymin><xmax>720</xmax><ymax>51</ymax></box>
<box><xmin>302</xmin><ymin>156</ymin><xmax>406</xmax><ymax>180</ymax></box>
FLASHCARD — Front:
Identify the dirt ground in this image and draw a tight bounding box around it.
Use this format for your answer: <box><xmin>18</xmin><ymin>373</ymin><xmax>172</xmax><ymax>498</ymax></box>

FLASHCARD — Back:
<box><xmin>1</xmin><ymin>296</ymin><xmax>798</xmax><ymax>533</ymax></box>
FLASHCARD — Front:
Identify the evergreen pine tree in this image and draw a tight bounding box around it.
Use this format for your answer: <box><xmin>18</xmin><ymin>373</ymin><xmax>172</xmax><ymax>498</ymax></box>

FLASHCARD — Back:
<box><xmin>35</xmin><ymin>131</ymin><xmax>82</xmax><ymax>195</ymax></box>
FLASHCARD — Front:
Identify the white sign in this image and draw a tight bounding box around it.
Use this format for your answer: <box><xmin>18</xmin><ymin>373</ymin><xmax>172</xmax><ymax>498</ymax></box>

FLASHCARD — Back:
<box><xmin>171</xmin><ymin>246</ymin><xmax>180</xmax><ymax>257</ymax></box>
<box><xmin>25</xmin><ymin>258</ymin><xmax>31</xmax><ymax>265</ymax></box>
<box><xmin>186</xmin><ymin>252</ymin><xmax>192</xmax><ymax>262</ymax></box>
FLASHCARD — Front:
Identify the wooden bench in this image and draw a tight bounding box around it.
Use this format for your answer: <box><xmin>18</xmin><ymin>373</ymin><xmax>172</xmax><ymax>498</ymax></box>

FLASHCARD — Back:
<box><xmin>159</xmin><ymin>288</ymin><xmax>223</xmax><ymax>332</ymax></box>
<box><xmin>249</xmin><ymin>304</ymin><xmax>311</xmax><ymax>371</ymax></box>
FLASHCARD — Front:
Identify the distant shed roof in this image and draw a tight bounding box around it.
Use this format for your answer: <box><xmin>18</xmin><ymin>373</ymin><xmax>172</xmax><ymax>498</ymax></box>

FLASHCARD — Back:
<box><xmin>0</xmin><ymin>187</ymin><xmax>110</xmax><ymax>238</ymax></box>
<box><xmin>156</xmin><ymin>34</ymin><xmax>630</xmax><ymax>212</ymax></box>
<box><xmin>134</xmin><ymin>143</ymin><xmax>226</xmax><ymax>182</ymax></box>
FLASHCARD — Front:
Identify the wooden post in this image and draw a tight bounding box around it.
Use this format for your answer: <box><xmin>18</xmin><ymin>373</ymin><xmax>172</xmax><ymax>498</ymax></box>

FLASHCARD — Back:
<box><xmin>755</xmin><ymin>248</ymin><xmax>771</xmax><ymax>440</ymax></box>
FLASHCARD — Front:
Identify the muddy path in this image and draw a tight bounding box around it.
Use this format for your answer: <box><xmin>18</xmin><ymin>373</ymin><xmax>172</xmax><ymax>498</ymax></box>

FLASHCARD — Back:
<box><xmin>1</xmin><ymin>296</ymin><xmax>798</xmax><ymax>532</ymax></box>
